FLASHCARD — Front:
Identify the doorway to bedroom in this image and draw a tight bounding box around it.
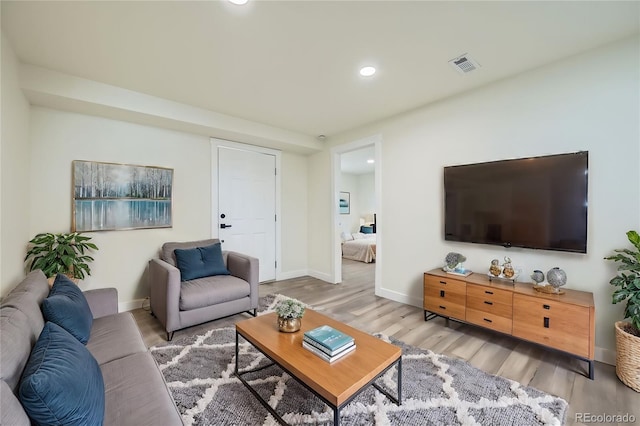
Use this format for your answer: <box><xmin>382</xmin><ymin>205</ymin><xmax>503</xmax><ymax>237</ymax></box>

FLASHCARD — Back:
<box><xmin>332</xmin><ymin>135</ymin><xmax>381</xmax><ymax>291</ymax></box>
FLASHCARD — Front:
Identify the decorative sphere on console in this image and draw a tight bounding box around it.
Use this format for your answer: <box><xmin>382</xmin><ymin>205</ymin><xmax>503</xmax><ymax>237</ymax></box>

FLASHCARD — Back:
<box><xmin>530</xmin><ymin>270</ymin><xmax>544</xmax><ymax>284</ymax></box>
<box><xmin>546</xmin><ymin>267</ymin><xmax>567</xmax><ymax>288</ymax></box>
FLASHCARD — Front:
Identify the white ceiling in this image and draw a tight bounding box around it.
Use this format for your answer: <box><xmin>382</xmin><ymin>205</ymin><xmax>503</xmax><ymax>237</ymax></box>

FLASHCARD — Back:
<box><xmin>2</xmin><ymin>1</ymin><xmax>638</xmax><ymax>139</ymax></box>
<box><xmin>341</xmin><ymin>146</ymin><xmax>375</xmax><ymax>175</ymax></box>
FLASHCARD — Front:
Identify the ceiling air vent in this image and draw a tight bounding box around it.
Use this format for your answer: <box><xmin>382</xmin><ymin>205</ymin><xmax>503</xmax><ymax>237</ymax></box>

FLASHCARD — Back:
<box><xmin>448</xmin><ymin>54</ymin><xmax>480</xmax><ymax>74</ymax></box>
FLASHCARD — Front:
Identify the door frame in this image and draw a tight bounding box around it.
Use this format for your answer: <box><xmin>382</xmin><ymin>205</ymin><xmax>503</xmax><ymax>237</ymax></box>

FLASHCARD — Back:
<box><xmin>330</xmin><ymin>134</ymin><xmax>382</xmax><ymax>292</ymax></box>
<box><xmin>211</xmin><ymin>138</ymin><xmax>282</xmax><ymax>281</ymax></box>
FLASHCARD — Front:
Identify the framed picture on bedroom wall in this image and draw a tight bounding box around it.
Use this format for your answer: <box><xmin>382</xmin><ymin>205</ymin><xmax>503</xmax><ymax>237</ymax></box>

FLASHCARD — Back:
<box><xmin>339</xmin><ymin>191</ymin><xmax>350</xmax><ymax>214</ymax></box>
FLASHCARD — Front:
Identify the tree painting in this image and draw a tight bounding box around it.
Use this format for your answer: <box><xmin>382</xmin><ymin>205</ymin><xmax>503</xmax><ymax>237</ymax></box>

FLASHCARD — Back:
<box><xmin>72</xmin><ymin>161</ymin><xmax>173</xmax><ymax>232</ymax></box>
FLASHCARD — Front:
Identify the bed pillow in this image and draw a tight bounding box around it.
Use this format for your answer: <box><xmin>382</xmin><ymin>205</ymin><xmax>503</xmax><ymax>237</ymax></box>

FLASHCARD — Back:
<box><xmin>19</xmin><ymin>322</ymin><xmax>105</xmax><ymax>426</ymax></box>
<box><xmin>352</xmin><ymin>232</ymin><xmax>366</xmax><ymax>240</ymax></box>
<box><xmin>174</xmin><ymin>242</ymin><xmax>230</xmax><ymax>281</ymax></box>
<box><xmin>341</xmin><ymin>232</ymin><xmax>354</xmax><ymax>242</ymax></box>
<box><xmin>41</xmin><ymin>274</ymin><xmax>93</xmax><ymax>344</ymax></box>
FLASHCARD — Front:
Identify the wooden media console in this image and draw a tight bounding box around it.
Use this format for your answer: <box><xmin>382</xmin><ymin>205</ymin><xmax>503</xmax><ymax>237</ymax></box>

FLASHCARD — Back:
<box><xmin>424</xmin><ymin>269</ymin><xmax>595</xmax><ymax>379</ymax></box>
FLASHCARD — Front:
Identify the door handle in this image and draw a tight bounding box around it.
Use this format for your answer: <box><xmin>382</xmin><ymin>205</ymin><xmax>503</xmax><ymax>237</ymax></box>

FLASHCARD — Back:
<box><xmin>220</xmin><ymin>224</ymin><xmax>232</xmax><ymax>229</ymax></box>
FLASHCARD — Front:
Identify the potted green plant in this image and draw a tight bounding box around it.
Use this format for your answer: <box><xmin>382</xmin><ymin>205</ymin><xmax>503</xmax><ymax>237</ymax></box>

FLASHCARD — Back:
<box><xmin>24</xmin><ymin>232</ymin><xmax>98</xmax><ymax>283</ymax></box>
<box><xmin>275</xmin><ymin>299</ymin><xmax>306</xmax><ymax>333</ymax></box>
<box><xmin>604</xmin><ymin>230</ymin><xmax>640</xmax><ymax>392</ymax></box>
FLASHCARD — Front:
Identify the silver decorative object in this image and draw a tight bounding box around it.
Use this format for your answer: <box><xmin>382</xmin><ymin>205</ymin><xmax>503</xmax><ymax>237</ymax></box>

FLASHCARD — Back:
<box><xmin>546</xmin><ymin>267</ymin><xmax>567</xmax><ymax>291</ymax></box>
<box><xmin>444</xmin><ymin>252</ymin><xmax>466</xmax><ymax>271</ymax></box>
<box><xmin>530</xmin><ymin>270</ymin><xmax>545</xmax><ymax>284</ymax></box>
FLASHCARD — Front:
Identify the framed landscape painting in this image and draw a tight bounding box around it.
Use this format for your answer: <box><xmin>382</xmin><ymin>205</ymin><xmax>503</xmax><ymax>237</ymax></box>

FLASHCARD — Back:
<box><xmin>339</xmin><ymin>191</ymin><xmax>350</xmax><ymax>214</ymax></box>
<box><xmin>72</xmin><ymin>160</ymin><xmax>173</xmax><ymax>232</ymax></box>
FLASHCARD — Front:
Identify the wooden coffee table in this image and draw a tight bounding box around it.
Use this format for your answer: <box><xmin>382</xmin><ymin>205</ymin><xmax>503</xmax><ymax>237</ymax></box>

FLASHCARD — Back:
<box><xmin>235</xmin><ymin>309</ymin><xmax>402</xmax><ymax>425</ymax></box>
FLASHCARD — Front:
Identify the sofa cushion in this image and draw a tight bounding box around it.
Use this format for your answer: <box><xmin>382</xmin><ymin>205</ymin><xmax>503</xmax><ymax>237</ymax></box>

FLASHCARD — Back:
<box><xmin>9</xmin><ymin>270</ymin><xmax>50</xmax><ymax>300</ymax></box>
<box><xmin>0</xmin><ymin>307</ymin><xmax>36</xmax><ymax>391</ymax></box>
<box><xmin>42</xmin><ymin>274</ymin><xmax>93</xmax><ymax>344</ymax></box>
<box><xmin>0</xmin><ymin>291</ymin><xmax>45</xmax><ymax>344</ymax></box>
<box><xmin>1</xmin><ymin>380</ymin><xmax>29</xmax><ymax>426</ymax></box>
<box><xmin>179</xmin><ymin>275</ymin><xmax>250</xmax><ymax>311</ymax></box>
<box><xmin>174</xmin><ymin>243</ymin><xmax>230</xmax><ymax>281</ymax></box>
<box><xmin>101</xmin><ymin>352</ymin><xmax>182</xmax><ymax>426</ymax></box>
<box><xmin>19</xmin><ymin>322</ymin><xmax>105</xmax><ymax>426</ymax></box>
<box><xmin>87</xmin><ymin>312</ymin><xmax>147</xmax><ymax>365</ymax></box>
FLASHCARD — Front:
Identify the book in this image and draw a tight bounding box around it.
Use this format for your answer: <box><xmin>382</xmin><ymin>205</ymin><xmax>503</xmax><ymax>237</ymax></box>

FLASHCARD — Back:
<box><xmin>303</xmin><ymin>335</ymin><xmax>355</xmax><ymax>356</ymax></box>
<box><xmin>302</xmin><ymin>341</ymin><xmax>356</xmax><ymax>363</ymax></box>
<box><xmin>303</xmin><ymin>325</ymin><xmax>354</xmax><ymax>352</ymax></box>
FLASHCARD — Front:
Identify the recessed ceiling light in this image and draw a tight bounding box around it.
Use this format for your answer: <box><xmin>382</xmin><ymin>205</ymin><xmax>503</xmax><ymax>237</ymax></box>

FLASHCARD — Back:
<box><xmin>367</xmin><ymin>159</ymin><xmax>375</xmax><ymax>164</ymax></box>
<box><xmin>229</xmin><ymin>0</ymin><xmax>248</xmax><ymax>5</ymax></box>
<box><xmin>359</xmin><ymin>66</ymin><xmax>376</xmax><ymax>77</ymax></box>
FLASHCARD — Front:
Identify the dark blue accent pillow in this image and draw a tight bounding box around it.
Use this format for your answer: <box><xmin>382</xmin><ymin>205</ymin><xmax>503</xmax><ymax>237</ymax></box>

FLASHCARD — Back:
<box><xmin>174</xmin><ymin>243</ymin><xmax>230</xmax><ymax>281</ymax></box>
<box><xmin>360</xmin><ymin>226</ymin><xmax>374</xmax><ymax>234</ymax></box>
<box><xmin>42</xmin><ymin>274</ymin><xmax>93</xmax><ymax>344</ymax></box>
<box><xmin>19</xmin><ymin>322</ymin><xmax>105</xmax><ymax>426</ymax></box>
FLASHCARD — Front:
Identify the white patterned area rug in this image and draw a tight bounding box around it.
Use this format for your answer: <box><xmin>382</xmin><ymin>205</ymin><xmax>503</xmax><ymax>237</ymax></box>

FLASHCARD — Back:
<box><xmin>150</xmin><ymin>295</ymin><xmax>567</xmax><ymax>425</ymax></box>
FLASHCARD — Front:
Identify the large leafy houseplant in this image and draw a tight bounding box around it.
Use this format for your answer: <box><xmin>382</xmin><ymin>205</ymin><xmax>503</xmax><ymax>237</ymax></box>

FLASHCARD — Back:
<box><xmin>25</xmin><ymin>232</ymin><xmax>98</xmax><ymax>280</ymax></box>
<box><xmin>605</xmin><ymin>230</ymin><xmax>640</xmax><ymax>336</ymax></box>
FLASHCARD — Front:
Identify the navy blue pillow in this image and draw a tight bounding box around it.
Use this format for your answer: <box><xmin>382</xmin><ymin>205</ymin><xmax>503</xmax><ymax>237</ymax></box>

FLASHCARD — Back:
<box><xmin>42</xmin><ymin>274</ymin><xmax>93</xmax><ymax>344</ymax></box>
<box><xmin>19</xmin><ymin>322</ymin><xmax>105</xmax><ymax>425</ymax></box>
<box><xmin>174</xmin><ymin>243</ymin><xmax>230</xmax><ymax>281</ymax></box>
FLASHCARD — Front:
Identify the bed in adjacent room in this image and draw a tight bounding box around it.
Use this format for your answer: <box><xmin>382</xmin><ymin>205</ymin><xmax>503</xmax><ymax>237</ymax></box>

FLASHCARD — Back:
<box><xmin>341</xmin><ymin>232</ymin><xmax>376</xmax><ymax>263</ymax></box>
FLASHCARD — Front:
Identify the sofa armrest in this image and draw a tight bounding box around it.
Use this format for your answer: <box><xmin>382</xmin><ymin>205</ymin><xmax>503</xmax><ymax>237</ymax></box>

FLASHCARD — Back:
<box><xmin>84</xmin><ymin>288</ymin><xmax>118</xmax><ymax>319</ymax></box>
<box><xmin>148</xmin><ymin>258</ymin><xmax>182</xmax><ymax>333</ymax></box>
<box><xmin>225</xmin><ymin>251</ymin><xmax>259</xmax><ymax>309</ymax></box>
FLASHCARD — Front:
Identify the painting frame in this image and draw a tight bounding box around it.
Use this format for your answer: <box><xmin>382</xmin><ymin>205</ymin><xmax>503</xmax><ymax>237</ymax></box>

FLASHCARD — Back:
<box><xmin>72</xmin><ymin>160</ymin><xmax>173</xmax><ymax>232</ymax></box>
<box><xmin>339</xmin><ymin>191</ymin><xmax>350</xmax><ymax>215</ymax></box>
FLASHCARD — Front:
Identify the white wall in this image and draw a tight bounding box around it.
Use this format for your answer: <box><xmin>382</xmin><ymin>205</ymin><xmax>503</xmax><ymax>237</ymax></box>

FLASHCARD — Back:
<box><xmin>356</xmin><ymin>173</ymin><xmax>375</xmax><ymax>223</ymax></box>
<box><xmin>28</xmin><ymin>107</ymin><xmax>211</xmax><ymax>305</ymax></box>
<box><xmin>1</xmin><ymin>32</ymin><xmax>31</xmax><ymax>297</ymax></box>
<box><xmin>338</xmin><ymin>172</ymin><xmax>375</xmax><ymax>235</ymax></box>
<box><xmin>339</xmin><ymin>173</ymin><xmax>359</xmax><ymax>234</ymax></box>
<box><xmin>26</xmin><ymin>107</ymin><xmax>310</xmax><ymax>305</ymax></box>
<box><xmin>309</xmin><ymin>36</ymin><xmax>640</xmax><ymax>355</ymax></box>
<box><xmin>280</xmin><ymin>152</ymin><xmax>309</xmax><ymax>278</ymax></box>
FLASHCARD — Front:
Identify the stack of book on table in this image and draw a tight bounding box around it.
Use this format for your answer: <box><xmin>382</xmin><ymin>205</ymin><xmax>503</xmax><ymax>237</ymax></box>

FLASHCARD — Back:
<box><xmin>302</xmin><ymin>325</ymin><xmax>356</xmax><ymax>363</ymax></box>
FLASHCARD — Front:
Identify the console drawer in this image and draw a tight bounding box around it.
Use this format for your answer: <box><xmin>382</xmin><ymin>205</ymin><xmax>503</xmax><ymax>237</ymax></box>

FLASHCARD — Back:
<box><xmin>512</xmin><ymin>294</ymin><xmax>591</xmax><ymax>358</ymax></box>
<box><xmin>466</xmin><ymin>284</ymin><xmax>513</xmax><ymax>319</ymax></box>
<box><xmin>424</xmin><ymin>275</ymin><xmax>466</xmax><ymax>320</ymax></box>
<box><xmin>466</xmin><ymin>308</ymin><xmax>512</xmax><ymax>334</ymax></box>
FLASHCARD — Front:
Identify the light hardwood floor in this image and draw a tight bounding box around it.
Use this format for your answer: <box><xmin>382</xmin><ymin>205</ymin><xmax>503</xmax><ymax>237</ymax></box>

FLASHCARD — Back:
<box><xmin>133</xmin><ymin>259</ymin><xmax>638</xmax><ymax>425</ymax></box>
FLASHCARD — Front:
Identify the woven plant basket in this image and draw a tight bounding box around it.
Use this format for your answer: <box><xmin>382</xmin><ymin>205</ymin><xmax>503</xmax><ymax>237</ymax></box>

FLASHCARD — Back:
<box><xmin>615</xmin><ymin>321</ymin><xmax>640</xmax><ymax>392</ymax></box>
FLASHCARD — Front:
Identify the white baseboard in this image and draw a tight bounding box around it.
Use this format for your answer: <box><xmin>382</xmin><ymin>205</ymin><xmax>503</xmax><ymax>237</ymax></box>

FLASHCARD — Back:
<box><xmin>376</xmin><ymin>287</ymin><xmax>422</xmax><ymax>308</ymax></box>
<box><xmin>307</xmin><ymin>269</ymin><xmax>335</xmax><ymax>284</ymax></box>
<box><xmin>119</xmin><ymin>298</ymin><xmax>145</xmax><ymax>312</ymax></box>
<box><xmin>276</xmin><ymin>269</ymin><xmax>309</xmax><ymax>281</ymax></box>
<box><xmin>595</xmin><ymin>346</ymin><xmax>616</xmax><ymax>365</ymax></box>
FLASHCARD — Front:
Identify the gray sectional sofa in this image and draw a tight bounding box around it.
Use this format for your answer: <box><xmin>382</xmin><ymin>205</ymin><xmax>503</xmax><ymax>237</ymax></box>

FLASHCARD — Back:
<box><xmin>0</xmin><ymin>270</ymin><xmax>183</xmax><ymax>425</ymax></box>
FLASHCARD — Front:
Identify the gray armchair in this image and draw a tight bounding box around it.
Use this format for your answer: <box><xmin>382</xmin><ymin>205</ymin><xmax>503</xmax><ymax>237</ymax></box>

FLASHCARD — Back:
<box><xmin>149</xmin><ymin>239</ymin><xmax>258</xmax><ymax>340</ymax></box>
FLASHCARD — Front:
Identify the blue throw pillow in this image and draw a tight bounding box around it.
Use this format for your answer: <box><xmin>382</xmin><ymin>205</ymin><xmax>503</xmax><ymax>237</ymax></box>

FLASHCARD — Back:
<box><xmin>19</xmin><ymin>322</ymin><xmax>105</xmax><ymax>426</ymax></box>
<box><xmin>42</xmin><ymin>274</ymin><xmax>93</xmax><ymax>344</ymax></box>
<box><xmin>174</xmin><ymin>243</ymin><xmax>230</xmax><ymax>281</ymax></box>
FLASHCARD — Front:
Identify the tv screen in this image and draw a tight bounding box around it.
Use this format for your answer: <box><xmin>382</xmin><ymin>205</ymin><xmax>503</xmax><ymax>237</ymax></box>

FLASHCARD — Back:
<box><xmin>444</xmin><ymin>151</ymin><xmax>588</xmax><ymax>253</ymax></box>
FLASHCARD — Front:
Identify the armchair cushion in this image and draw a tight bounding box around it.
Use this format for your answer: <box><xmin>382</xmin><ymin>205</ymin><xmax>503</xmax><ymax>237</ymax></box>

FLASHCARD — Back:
<box><xmin>41</xmin><ymin>274</ymin><xmax>93</xmax><ymax>344</ymax></box>
<box><xmin>174</xmin><ymin>243</ymin><xmax>230</xmax><ymax>281</ymax></box>
<box><xmin>179</xmin><ymin>275</ymin><xmax>250</xmax><ymax>311</ymax></box>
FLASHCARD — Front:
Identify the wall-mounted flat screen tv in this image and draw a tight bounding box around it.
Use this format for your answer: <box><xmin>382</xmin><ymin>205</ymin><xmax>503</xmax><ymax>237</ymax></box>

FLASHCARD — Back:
<box><xmin>444</xmin><ymin>151</ymin><xmax>588</xmax><ymax>253</ymax></box>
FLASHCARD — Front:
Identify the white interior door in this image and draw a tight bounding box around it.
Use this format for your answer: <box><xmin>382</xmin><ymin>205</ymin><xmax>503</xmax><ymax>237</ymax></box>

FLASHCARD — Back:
<box><xmin>218</xmin><ymin>146</ymin><xmax>276</xmax><ymax>282</ymax></box>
